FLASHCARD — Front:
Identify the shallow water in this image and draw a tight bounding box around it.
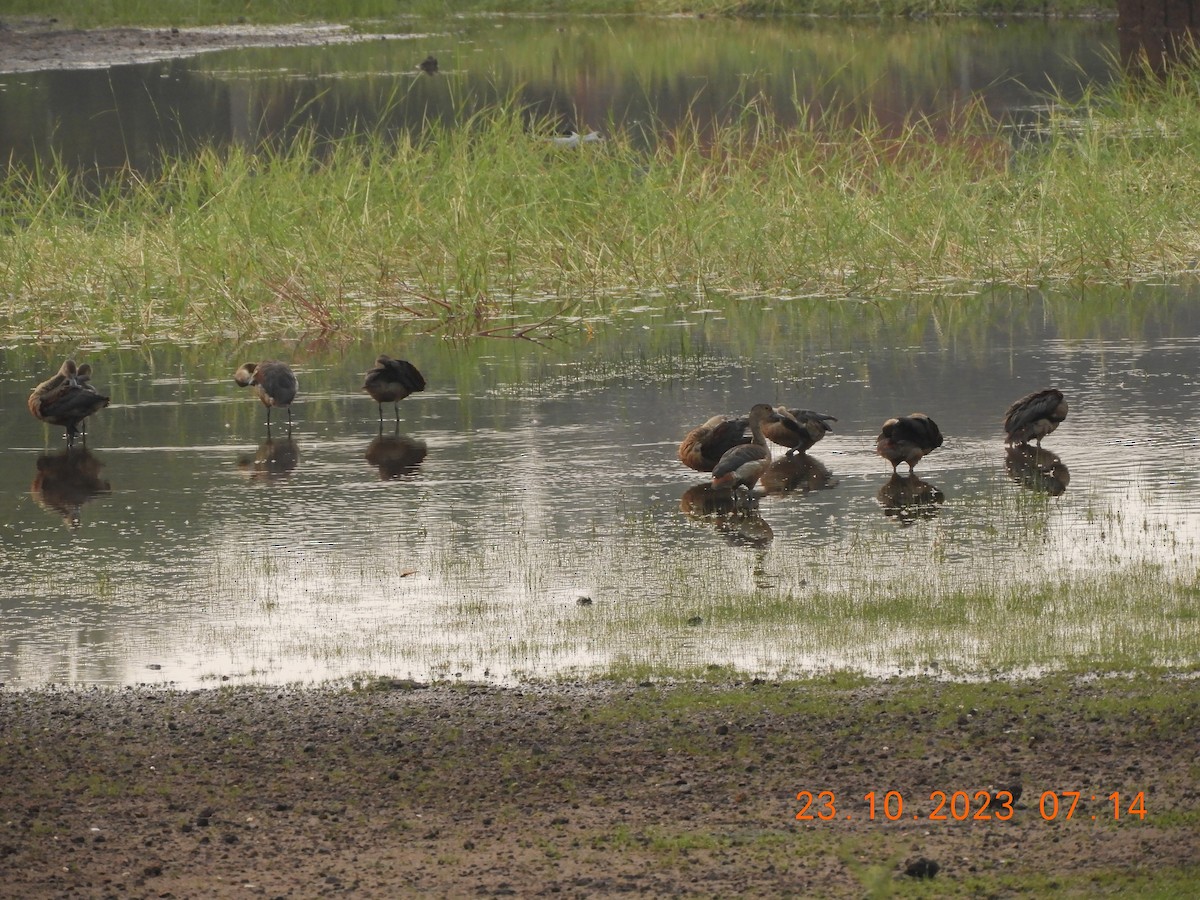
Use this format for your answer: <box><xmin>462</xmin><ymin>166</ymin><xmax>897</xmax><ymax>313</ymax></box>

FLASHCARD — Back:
<box><xmin>3</xmin><ymin>287</ymin><xmax>1199</xmax><ymax>687</ymax></box>
<box><xmin>0</xmin><ymin>17</ymin><xmax>1116</xmax><ymax>172</ymax></box>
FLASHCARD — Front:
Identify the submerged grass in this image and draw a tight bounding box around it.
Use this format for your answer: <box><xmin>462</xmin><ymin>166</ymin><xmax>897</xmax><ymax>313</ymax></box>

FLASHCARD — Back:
<box><xmin>7</xmin><ymin>70</ymin><xmax>1200</xmax><ymax>342</ymax></box>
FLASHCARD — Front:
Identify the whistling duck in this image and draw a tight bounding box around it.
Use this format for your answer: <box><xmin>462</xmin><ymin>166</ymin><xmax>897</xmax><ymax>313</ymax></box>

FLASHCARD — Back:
<box><xmin>235</xmin><ymin>360</ymin><xmax>298</xmax><ymax>430</ymax></box>
<box><xmin>1004</xmin><ymin>389</ymin><xmax>1067</xmax><ymax>446</ymax></box>
<box><xmin>363</xmin><ymin>355</ymin><xmax>426</xmax><ymax>426</ymax></box>
<box><xmin>876</xmin><ymin>413</ymin><xmax>943</xmax><ymax>475</ymax></box>
<box><xmin>678</xmin><ymin>414</ymin><xmax>750</xmax><ymax>472</ymax></box>
<box><xmin>28</xmin><ymin>359</ymin><xmax>110</xmax><ymax>446</ymax></box>
<box><xmin>711</xmin><ymin>404</ymin><xmax>780</xmax><ymax>491</ymax></box>
<box><xmin>762</xmin><ymin>406</ymin><xmax>836</xmax><ymax>455</ymax></box>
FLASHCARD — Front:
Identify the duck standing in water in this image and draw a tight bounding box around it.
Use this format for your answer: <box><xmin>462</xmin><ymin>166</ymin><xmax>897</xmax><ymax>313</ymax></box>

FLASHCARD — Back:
<box><xmin>28</xmin><ymin>359</ymin><xmax>110</xmax><ymax>446</ymax></box>
<box><xmin>363</xmin><ymin>355</ymin><xmax>426</xmax><ymax>427</ymax></box>
<box><xmin>235</xmin><ymin>360</ymin><xmax>298</xmax><ymax>431</ymax></box>
<box><xmin>1004</xmin><ymin>389</ymin><xmax>1067</xmax><ymax>446</ymax></box>
<box><xmin>762</xmin><ymin>406</ymin><xmax>837</xmax><ymax>455</ymax></box>
<box><xmin>876</xmin><ymin>413</ymin><xmax>943</xmax><ymax>475</ymax></box>
<box><xmin>678</xmin><ymin>414</ymin><xmax>751</xmax><ymax>472</ymax></box>
<box><xmin>712</xmin><ymin>404</ymin><xmax>781</xmax><ymax>492</ymax></box>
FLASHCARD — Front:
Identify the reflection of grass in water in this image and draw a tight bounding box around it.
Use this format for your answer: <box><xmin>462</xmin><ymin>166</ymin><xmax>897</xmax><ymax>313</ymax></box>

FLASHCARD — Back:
<box><xmin>183</xmin><ymin>471</ymin><xmax>1200</xmax><ymax>684</ymax></box>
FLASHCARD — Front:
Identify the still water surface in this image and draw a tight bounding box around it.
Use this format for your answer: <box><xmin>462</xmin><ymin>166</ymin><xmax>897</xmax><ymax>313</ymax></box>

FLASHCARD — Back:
<box><xmin>3</xmin><ymin>288</ymin><xmax>1198</xmax><ymax>687</ymax></box>
<box><xmin>0</xmin><ymin>17</ymin><xmax>1116</xmax><ymax>172</ymax></box>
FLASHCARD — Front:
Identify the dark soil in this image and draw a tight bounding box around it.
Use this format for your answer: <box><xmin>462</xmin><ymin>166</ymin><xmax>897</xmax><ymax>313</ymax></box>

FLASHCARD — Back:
<box><xmin>1</xmin><ymin>677</ymin><xmax>1197</xmax><ymax>897</ymax></box>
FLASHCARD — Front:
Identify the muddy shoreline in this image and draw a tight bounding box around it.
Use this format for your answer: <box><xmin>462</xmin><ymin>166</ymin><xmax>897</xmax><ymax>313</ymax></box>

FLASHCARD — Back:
<box><xmin>2</xmin><ymin>677</ymin><xmax>1197</xmax><ymax>897</ymax></box>
<box><xmin>0</xmin><ymin>21</ymin><xmax>411</xmax><ymax>74</ymax></box>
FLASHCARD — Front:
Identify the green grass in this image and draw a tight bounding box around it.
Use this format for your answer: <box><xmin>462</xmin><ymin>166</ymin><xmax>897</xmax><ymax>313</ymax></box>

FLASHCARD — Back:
<box><xmin>5</xmin><ymin>63</ymin><xmax>1200</xmax><ymax>343</ymax></box>
<box><xmin>0</xmin><ymin>0</ymin><xmax>1115</xmax><ymax>30</ymax></box>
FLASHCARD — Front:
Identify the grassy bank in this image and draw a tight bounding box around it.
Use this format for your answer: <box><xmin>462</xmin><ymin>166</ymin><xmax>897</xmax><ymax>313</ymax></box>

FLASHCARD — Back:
<box><xmin>1</xmin><ymin>0</ymin><xmax>1115</xmax><ymax>30</ymax></box>
<box><xmin>4</xmin><ymin>60</ymin><xmax>1199</xmax><ymax>343</ymax></box>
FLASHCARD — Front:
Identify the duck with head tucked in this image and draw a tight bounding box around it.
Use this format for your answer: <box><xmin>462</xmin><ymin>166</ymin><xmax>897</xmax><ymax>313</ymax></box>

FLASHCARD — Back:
<box><xmin>363</xmin><ymin>355</ymin><xmax>426</xmax><ymax>427</ymax></box>
<box><xmin>28</xmin><ymin>359</ymin><xmax>110</xmax><ymax>446</ymax></box>
<box><xmin>1004</xmin><ymin>389</ymin><xmax>1067</xmax><ymax>447</ymax></box>
<box><xmin>876</xmin><ymin>413</ymin><xmax>943</xmax><ymax>475</ymax></box>
<box><xmin>678</xmin><ymin>414</ymin><xmax>750</xmax><ymax>473</ymax></box>
<box><xmin>235</xmin><ymin>360</ymin><xmax>298</xmax><ymax>431</ymax></box>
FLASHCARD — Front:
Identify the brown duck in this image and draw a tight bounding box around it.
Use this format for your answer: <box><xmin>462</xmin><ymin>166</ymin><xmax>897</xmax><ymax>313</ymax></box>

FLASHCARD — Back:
<box><xmin>235</xmin><ymin>360</ymin><xmax>298</xmax><ymax>430</ymax></box>
<box><xmin>28</xmin><ymin>359</ymin><xmax>110</xmax><ymax>445</ymax></box>
<box><xmin>876</xmin><ymin>413</ymin><xmax>943</xmax><ymax>475</ymax></box>
<box><xmin>762</xmin><ymin>406</ymin><xmax>836</xmax><ymax>455</ymax></box>
<box><xmin>711</xmin><ymin>404</ymin><xmax>781</xmax><ymax>491</ymax></box>
<box><xmin>678</xmin><ymin>414</ymin><xmax>750</xmax><ymax>472</ymax></box>
<box><xmin>363</xmin><ymin>355</ymin><xmax>426</xmax><ymax>426</ymax></box>
<box><xmin>1004</xmin><ymin>389</ymin><xmax>1067</xmax><ymax>446</ymax></box>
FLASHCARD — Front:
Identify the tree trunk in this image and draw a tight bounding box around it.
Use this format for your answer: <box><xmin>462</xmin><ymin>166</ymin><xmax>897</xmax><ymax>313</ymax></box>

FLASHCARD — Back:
<box><xmin>1117</xmin><ymin>0</ymin><xmax>1200</xmax><ymax>71</ymax></box>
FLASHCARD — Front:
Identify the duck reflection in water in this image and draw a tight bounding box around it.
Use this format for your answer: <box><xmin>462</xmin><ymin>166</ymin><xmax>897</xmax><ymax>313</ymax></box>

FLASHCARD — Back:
<box><xmin>31</xmin><ymin>447</ymin><xmax>112</xmax><ymax>528</ymax></box>
<box><xmin>1006</xmin><ymin>445</ymin><xmax>1070</xmax><ymax>496</ymax></box>
<box><xmin>365</xmin><ymin>432</ymin><xmax>428</xmax><ymax>479</ymax></box>
<box><xmin>876</xmin><ymin>474</ymin><xmax>944</xmax><ymax>526</ymax></box>
<box><xmin>680</xmin><ymin>484</ymin><xmax>774</xmax><ymax>547</ymax></box>
<box><xmin>237</xmin><ymin>437</ymin><xmax>300</xmax><ymax>479</ymax></box>
<box><xmin>759</xmin><ymin>454</ymin><xmax>834</xmax><ymax>496</ymax></box>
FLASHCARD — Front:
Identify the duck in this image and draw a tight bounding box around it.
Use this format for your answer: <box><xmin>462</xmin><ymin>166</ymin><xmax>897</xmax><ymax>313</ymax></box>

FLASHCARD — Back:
<box><xmin>711</xmin><ymin>404</ymin><xmax>781</xmax><ymax>492</ymax></box>
<box><xmin>761</xmin><ymin>406</ymin><xmax>836</xmax><ymax>455</ymax></box>
<box><xmin>28</xmin><ymin>359</ymin><xmax>110</xmax><ymax>446</ymax></box>
<box><xmin>876</xmin><ymin>413</ymin><xmax>943</xmax><ymax>475</ymax></box>
<box><xmin>235</xmin><ymin>360</ymin><xmax>298</xmax><ymax>431</ymax></box>
<box><xmin>678</xmin><ymin>414</ymin><xmax>750</xmax><ymax>472</ymax></box>
<box><xmin>1004</xmin><ymin>389</ymin><xmax>1067</xmax><ymax>446</ymax></box>
<box><xmin>418</xmin><ymin>54</ymin><xmax>438</xmax><ymax>75</ymax></box>
<box><xmin>363</xmin><ymin>355</ymin><xmax>426</xmax><ymax>426</ymax></box>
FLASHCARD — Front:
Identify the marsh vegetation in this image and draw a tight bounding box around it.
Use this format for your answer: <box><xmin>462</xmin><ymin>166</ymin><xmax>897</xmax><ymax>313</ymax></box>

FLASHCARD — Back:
<box><xmin>8</xmin><ymin>73</ymin><xmax>1200</xmax><ymax>342</ymax></box>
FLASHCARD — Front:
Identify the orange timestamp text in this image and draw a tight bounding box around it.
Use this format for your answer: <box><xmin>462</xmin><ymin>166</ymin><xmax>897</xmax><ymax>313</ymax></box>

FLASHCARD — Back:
<box><xmin>794</xmin><ymin>790</ymin><xmax>1146</xmax><ymax>823</ymax></box>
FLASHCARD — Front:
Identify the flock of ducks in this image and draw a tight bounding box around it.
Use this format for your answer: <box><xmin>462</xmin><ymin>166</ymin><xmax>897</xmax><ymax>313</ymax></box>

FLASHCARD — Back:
<box><xmin>677</xmin><ymin>388</ymin><xmax>1069</xmax><ymax>498</ymax></box>
<box><xmin>27</xmin><ymin>356</ymin><xmax>1068</xmax><ymax>515</ymax></box>
<box><xmin>27</xmin><ymin>355</ymin><xmax>427</xmax><ymax>446</ymax></box>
